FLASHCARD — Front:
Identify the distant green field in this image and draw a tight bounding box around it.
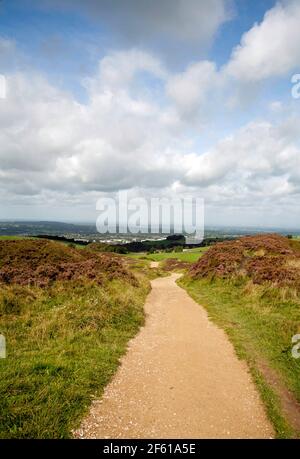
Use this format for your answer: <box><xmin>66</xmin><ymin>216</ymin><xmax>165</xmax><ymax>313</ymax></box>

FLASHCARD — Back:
<box><xmin>126</xmin><ymin>246</ymin><xmax>209</xmax><ymax>263</ymax></box>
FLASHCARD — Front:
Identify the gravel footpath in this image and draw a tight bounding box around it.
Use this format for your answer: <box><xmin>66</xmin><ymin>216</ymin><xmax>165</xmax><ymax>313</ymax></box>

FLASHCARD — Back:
<box><xmin>75</xmin><ymin>273</ymin><xmax>274</xmax><ymax>439</ymax></box>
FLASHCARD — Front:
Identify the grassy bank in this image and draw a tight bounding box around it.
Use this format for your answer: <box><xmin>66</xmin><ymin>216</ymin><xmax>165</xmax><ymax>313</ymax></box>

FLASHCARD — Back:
<box><xmin>0</xmin><ymin>271</ymin><xmax>149</xmax><ymax>438</ymax></box>
<box><xmin>179</xmin><ymin>275</ymin><xmax>300</xmax><ymax>437</ymax></box>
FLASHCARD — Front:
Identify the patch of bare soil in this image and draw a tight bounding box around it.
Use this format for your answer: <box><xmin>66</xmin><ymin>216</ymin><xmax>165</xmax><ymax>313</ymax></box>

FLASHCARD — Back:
<box><xmin>150</xmin><ymin>261</ymin><xmax>159</xmax><ymax>268</ymax></box>
<box><xmin>257</xmin><ymin>360</ymin><xmax>300</xmax><ymax>435</ymax></box>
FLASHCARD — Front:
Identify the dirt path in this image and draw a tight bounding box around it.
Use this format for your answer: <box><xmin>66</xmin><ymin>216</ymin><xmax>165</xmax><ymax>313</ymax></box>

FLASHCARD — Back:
<box><xmin>76</xmin><ymin>274</ymin><xmax>274</xmax><ymax>439</ymax></box>
<box><xmin>150</xmin><ymin>261</ymin><xmax>159</xmax><ymax>268</ymax></box>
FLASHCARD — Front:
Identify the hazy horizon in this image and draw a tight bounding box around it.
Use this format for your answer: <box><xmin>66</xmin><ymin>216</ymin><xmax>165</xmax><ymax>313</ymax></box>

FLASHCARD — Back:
<box><xmin>1</xmin><ymin>218</ymin><xmax>299</xmax><ymax>233</ymax></box>
<box><xmin>1</xmin><ymin>1</ymin><xmax>300</xmax><ymax>227</ymax></box>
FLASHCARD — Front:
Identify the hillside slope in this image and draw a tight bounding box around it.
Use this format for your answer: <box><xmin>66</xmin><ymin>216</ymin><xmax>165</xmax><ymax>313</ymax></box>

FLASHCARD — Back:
<box><xmin>0</xmin><ymin>239</ymin><xmax>135</xmax><ymax>287</ymax></box>
<box><xmin>0</xmin><ymin>240</ymin><xmax>149</xmax><ymax>438</ymax></box>
<box><xmin>190</xmin><ymin>234</ymin><xmax>300</xmax><ymax>288</ymax></box>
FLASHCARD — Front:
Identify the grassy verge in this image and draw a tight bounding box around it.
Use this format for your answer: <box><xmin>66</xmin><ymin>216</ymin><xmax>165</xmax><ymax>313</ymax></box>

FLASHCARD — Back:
<box><xmin>179</xmin><ymin>275</ymin><xmax>300</xmax><ymax>438</ymax></box>
<box><xmin>0</xmin><ymin>275</ymin><xmax>150</xmax><ymax>438</ymax></box>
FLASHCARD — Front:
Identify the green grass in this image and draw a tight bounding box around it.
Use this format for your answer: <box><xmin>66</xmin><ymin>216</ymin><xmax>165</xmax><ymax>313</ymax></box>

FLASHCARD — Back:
<box><xmin>0</xmin><ymin>276</ymin><xmax>149</xmax><ymax>438</ymax></box>
<box><xmin>57</xmin><ymin>241</ymin><xmax>87</xmax><ymax>249</ymax></box>
<box><xmin>126</xmin><ymin>246</ymin><xmax>209</xmax><ymax>263</ymax></box>
<box><xmin>179</xmin><ymin>275</ymin><xmax>300</xmax><ymax>438</ymax></box>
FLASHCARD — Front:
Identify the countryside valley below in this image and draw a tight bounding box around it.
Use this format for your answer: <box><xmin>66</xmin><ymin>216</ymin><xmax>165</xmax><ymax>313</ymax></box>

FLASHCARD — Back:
<box><xmin>0</xmin><ymin>233</ymin><xmax>300</xmax><ymax>438</ymax></box>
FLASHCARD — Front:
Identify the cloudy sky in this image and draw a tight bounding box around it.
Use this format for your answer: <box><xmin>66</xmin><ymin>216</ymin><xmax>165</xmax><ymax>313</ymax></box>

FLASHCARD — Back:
<box><xmin>0</xmin><ymin>0</ymin><xmax>300</xmax><ymax>228</ymax></box>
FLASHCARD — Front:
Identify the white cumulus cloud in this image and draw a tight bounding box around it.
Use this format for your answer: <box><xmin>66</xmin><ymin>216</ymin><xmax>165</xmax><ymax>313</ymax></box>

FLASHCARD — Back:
<box><xmin>225</xmin><ymin>0</ymin><xmax>300</xmax><ymax>81</ymax></box>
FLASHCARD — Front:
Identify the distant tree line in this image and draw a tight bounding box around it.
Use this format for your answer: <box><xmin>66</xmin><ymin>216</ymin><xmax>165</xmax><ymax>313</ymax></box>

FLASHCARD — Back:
<box><xmin>33</xmin><ymin>233</ymin><xmax>237</xmax><ymax>253</ymax></box>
